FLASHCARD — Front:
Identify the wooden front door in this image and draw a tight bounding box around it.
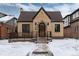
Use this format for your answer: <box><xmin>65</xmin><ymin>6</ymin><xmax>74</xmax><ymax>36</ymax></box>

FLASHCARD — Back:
<box><xmin>39</xmin><ymin>22</ymin><xmax>46</xmax><ymax>37</ymax></box>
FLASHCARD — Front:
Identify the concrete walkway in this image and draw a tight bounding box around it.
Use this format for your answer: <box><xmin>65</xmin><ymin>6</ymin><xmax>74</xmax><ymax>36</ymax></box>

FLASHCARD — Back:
<box><xmin>27</xmin><ymin>43</ymin><xmax>54</xmax><ymax>56</ymax></box>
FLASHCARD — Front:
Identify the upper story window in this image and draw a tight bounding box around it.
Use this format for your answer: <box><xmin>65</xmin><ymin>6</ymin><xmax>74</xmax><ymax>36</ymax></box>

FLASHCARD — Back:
<box><xmin>22</xmin><ymin>24</ymin><xmax>30</xmax><ymax>33</ymax></box>
<box><xmin>63</xmin><ymin>16</ymin><xmax>70</xmax><ymax>27</ymax></box>
<box><xmin>68</xmin><ymin>16</ymin><xmax>70</xmax><ymax>22</ymax></box>
<box><xmin>72</xmin><ymin>13</ymin><xmax>76</xmax><ymax>19</ymax></box>
<box><xmin>75</xmin><ymin>26</ymin><xmax>79</xmax><ymax>32</ymax></box>
<box><xmin>72</xmin><ymin>11</ymin><xmax>79</xmax><ymax>19</ymax></box>
<box><xmin>76</xmin><ymin>11</ymin><xmax>79</xmax><ymax>18</ymax></box>
<box><xmin>55</xmin><ymin>24</ymin><xmax>60</xmax><ymax>32</ymax></box>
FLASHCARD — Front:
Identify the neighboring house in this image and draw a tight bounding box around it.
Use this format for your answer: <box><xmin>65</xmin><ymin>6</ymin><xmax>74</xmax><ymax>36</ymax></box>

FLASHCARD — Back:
<box><xmin>63</xmin><ymin>8</ymin><xmax>79</xmax><ymax>38</ymax></box>
<box><xmin>6</xmin><ymin>15</ymin><xmax>17</xmax><ymax>33</ymax></box>
<box><xmin>0</xmin><ymin>15</ymin><xmax>17</xmax><ymax>39</ymax></box>
<box><xmin>63</xmin><ymin>15</ymin><xmax>70</xmax><ymax>27</ymax></box>
<box><xmin>63</xmin><ymin>15</ymin><xmax>71</xmax><ymax>38</ymax></box>
<box><xmin>0</xmin><ymin>22</ymin><xmax>7</xmax><ymax>39</ymax></box>
<box><xmin>6</xmin><ymin>16</ymin><xmax>17</xmax><ymax>26</ymax></box>
<box><xmin>17</xmin><ymin>7</ymin><xmax>64</xmax><ymax>39</ymax></box>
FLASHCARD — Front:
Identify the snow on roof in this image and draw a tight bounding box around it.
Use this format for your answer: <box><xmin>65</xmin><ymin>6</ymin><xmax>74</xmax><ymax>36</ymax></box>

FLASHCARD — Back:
<box><xmin>0</xmin><ymin>15</ymin><xmax>15</xmax><ymax>23</ymax></box>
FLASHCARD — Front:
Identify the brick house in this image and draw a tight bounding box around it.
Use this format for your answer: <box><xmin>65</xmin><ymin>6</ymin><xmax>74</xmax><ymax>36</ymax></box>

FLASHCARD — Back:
<box><xmin>63</xmin><ymin>8</ymin><xmax>79</xmax><ymax>38</ymax></box>
<box><xmin>17</xmin><ymin>7</ymin><xmax>64</xmax><ymax>39</ymax></box>
<box><xmin>0</xmin><ymin>16</ymin><xmax>17</xmax><ymax>39</ymax></box>
<box><xmin>0</xmin><ymin>22</ymin><xmax>14</xmax><ymax>39</ymax></box>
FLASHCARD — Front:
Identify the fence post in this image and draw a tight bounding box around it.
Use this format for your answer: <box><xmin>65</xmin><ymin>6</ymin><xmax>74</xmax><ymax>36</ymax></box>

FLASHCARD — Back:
<box><xmin>8</xmin><ymin>33</ymin><xmax>11</xmax><ymax>43</ymax></box>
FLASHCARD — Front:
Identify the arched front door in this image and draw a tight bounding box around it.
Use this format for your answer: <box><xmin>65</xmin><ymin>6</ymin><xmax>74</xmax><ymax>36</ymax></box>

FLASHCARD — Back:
<box><xmin>39</xmin><ymin>22</ymin><xmax>46</xmax><ymax>37</ymax></box>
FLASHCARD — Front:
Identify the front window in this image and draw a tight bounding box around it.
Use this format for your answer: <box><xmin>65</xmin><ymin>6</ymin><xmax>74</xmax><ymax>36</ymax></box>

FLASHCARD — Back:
<box><xmin>22</xmin><ymin>24</ymin><xmax>30</xmax><ymax>33</ymax></box>
<box><xmin>55</xmin><ymin>24</ymin><xmax>60</xmax><ymax>32</ymax></box>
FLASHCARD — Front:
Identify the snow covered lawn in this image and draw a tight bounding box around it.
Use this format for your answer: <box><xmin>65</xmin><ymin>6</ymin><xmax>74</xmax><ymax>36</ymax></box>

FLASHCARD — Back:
<box><xmin>0</xmin><ymin>40</ymin><xmax>36</xmax><ymax>56</ymax></box>
<box><xmin>48</xmin><ymin>38</ymin><xmax>79</xmax><ymax>56</ymax></box>
<box><xmin>0</xmin><ymin>38</ymin><xmax>79</xmax><ymax>56</ymax></box>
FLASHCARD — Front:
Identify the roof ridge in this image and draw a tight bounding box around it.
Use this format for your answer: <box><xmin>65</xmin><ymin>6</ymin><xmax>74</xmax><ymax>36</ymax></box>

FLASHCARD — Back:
<box><xmin>21</xmin><ymin>10</ymin><xmax>61</xmax><ymax>12</ymax></box>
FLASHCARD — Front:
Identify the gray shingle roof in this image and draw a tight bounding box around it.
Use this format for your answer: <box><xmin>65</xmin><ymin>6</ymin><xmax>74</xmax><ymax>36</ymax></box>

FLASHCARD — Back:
<box><xmin>18</xmin><ymin>8</ymin><xmax>62</xmax><ymax>22</ymax></box>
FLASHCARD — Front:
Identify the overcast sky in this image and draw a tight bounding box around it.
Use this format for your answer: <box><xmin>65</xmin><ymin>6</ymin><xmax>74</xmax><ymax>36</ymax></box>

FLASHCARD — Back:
<box><xmin>0</xmin><ymin>3</ymin><xmax>79</xmax><ymax>19</ymax></box>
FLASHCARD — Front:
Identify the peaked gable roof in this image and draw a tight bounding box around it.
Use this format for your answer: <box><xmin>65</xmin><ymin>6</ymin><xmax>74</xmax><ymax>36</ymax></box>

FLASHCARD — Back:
<box><xmin>32</xmin><ymin>7</ymin><xmax>51</xmax><ymax>20</ymax></box>
<box><xmin>18</xmin><ymin>7</ymin><xmax>62</xmax><ymax>22</ymax></box>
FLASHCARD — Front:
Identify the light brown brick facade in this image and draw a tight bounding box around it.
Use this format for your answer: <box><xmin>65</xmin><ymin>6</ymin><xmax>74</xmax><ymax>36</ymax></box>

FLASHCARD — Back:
<box><xmin>17</xmin><ymin>7</ymin><xmax>64</xmax><ymax>38</ymax></box>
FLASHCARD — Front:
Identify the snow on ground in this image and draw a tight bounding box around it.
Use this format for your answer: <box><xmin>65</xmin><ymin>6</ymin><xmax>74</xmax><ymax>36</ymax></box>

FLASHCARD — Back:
<box><xmin>48</xmin><ymin>38</ymin><xmax>79</xmax><ymax>56</ymax></box>
<box><xmin>0</xmin><ymin>40</ymin><xmax>36</xmax><ymax>56</ymax></box>
<box><xmin>0</xmin><ymin>38</ymin><xmax>79</xmax><ymax>56</ymax></box>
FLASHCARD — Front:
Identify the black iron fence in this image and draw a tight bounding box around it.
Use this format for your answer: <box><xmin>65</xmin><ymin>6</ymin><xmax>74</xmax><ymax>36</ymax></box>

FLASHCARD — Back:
<box><xmin>8</xmin><ymin>31</ymin><xmax>52</xmax><ymax>43</ymax></box>
<box><xmin>8</xmin><ymin>31</ymin><xmax>52</xmax><ymax>39</ymax></box>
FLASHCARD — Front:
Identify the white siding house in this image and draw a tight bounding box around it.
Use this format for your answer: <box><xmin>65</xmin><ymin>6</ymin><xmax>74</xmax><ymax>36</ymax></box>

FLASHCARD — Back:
<box><xmin>63</xmin><ymin>15</ymin><xmax>70</xmax><ymax>27</ymax></box>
